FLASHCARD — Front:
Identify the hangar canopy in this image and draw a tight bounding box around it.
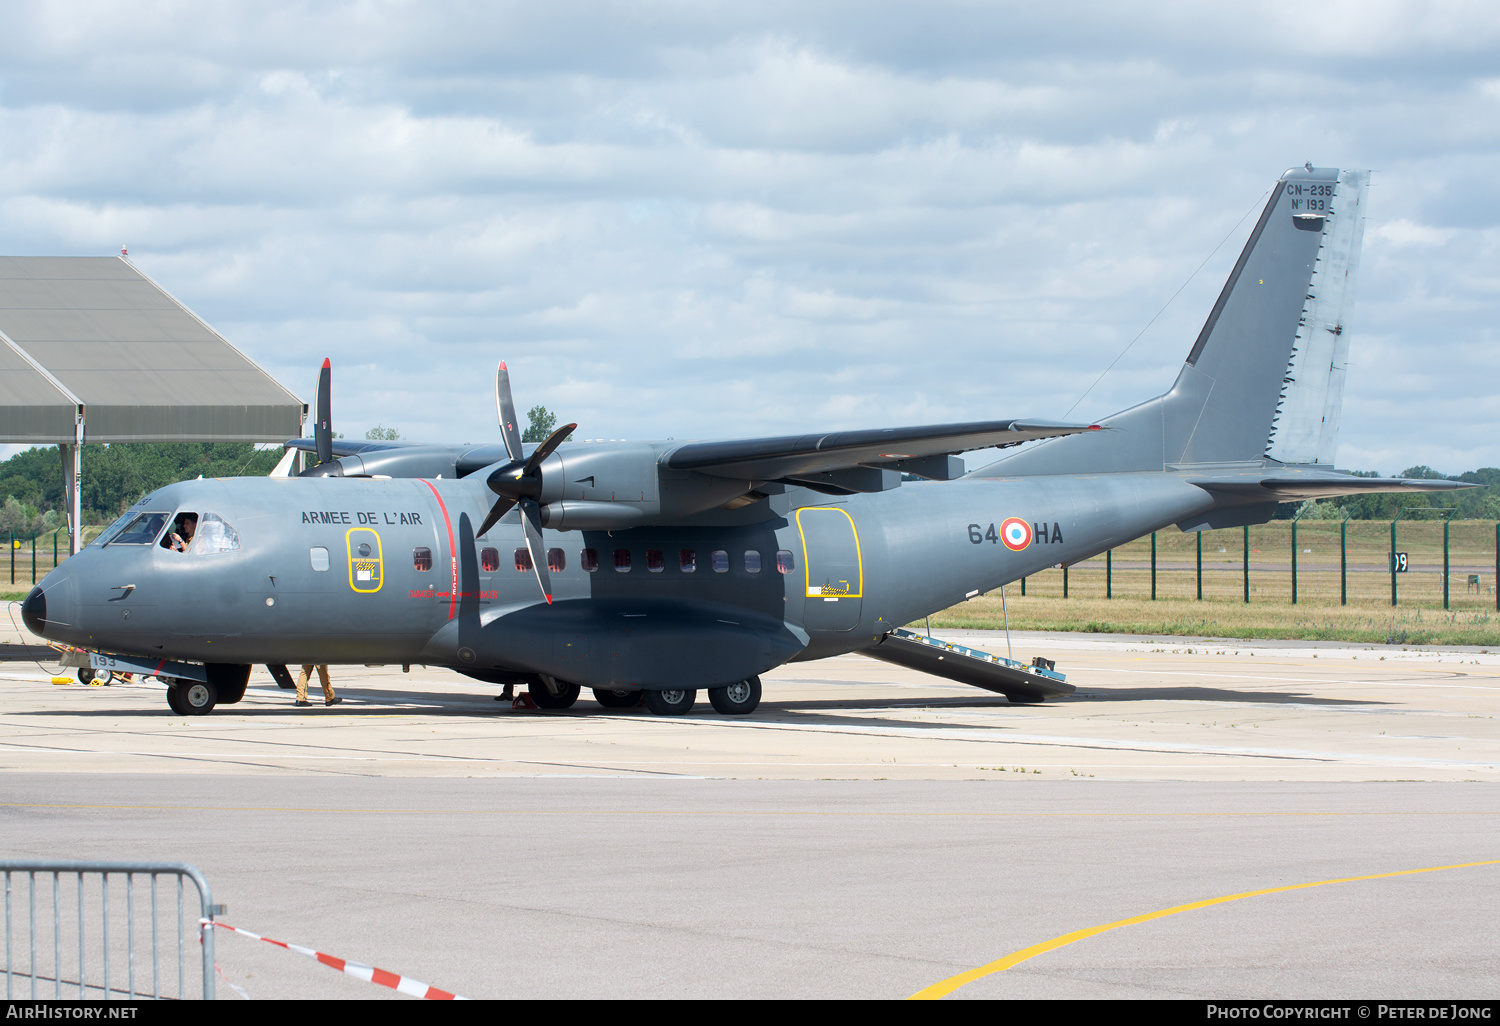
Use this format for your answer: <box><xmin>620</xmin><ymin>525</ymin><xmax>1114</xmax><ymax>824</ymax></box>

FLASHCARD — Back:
<box><xmin>0</xmin><ymin>255</ymin><xmax>306</xmax><ymax>553</ymax></box>
<box><xmin>0</xmin><ymin>256</ymin><xmax>304</xmax><ymax>444</ymax></box>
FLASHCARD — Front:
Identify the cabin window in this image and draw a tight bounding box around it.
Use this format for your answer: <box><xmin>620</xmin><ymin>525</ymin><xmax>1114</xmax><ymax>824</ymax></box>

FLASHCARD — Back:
<box><xmin>580</xmin><ymin>548</ymin><xmax>599</xmax><ymax>573</ymax></box>
<box><xmin>194</xmin><ymin>513</ymin><xmax>240</xmax><ymax>554</ymax></box>
<box><xmin>107</xmin><ymin>511</ymin><xmax>169</xmax><ymax>546</ymax></box>
<box><xmin>776</xmin><ymin>550</ymin><xmax>795</xmax><ymax>574</ymax></box>
<box><xmin>679</xmin><ymin>549</ymin><xmax>696</xmax><ymax>573</ymax></box>
<box><xmin>646</xmin><ymin>549</ymin><xmax>664</xmax><ymax>573</ymax></box>
<box><xmin>744</xmin><ymin>549</ymin><xmax>762</xmax><ymax>573</ymax></box>
<box><xmin>413</xmin><ymin>547</ymin><xmax>432</xmax><ymax>572</ymax></box>
<box><xmin>310</xmin><ymin>546</ymin><xmax>330</xmax><ymax>572</ymax></box>
<box><xmin>513</xmin><ymin>548</ymin><xmax>531</xmax><ymax>573</ymax></box>
<box><xmin>711</xmin><ymin>549</ymin><xmax>729</xmax><ymax>573</ymax></box>
<box><xmin>480</xmin><ymin>547</ymin><xmax>500</xmax><ymax>572</ymax></box>
<box><xmin>614</xmin><ymin>548</ymin><xmax>632</xmax><ymax>573</ymax></box>
<box><xmin>547</xmin><ymin>548</ymin><xmax>566</xmax><ymax>573</ymax></box>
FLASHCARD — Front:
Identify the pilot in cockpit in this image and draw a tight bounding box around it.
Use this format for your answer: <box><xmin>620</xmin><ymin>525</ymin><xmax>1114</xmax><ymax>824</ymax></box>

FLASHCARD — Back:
<box><xmin>164</xmin><ymin>513</ymin><xmax>197</xmax><ymax>552</ymax></box>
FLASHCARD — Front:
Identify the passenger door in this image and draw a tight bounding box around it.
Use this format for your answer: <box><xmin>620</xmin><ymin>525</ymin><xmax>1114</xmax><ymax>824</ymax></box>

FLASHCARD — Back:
<box><xmin>796</xmin><ymin>506</ymin><xmax>863</xmax><ymax>632</ymax></box>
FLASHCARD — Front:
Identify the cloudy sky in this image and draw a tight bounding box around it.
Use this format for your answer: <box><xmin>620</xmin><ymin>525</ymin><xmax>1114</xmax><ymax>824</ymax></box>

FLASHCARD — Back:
<box><xmin>2</xmin><ymin>1</ymin><xmax>1497</xmax><ymax>474</ymax></box>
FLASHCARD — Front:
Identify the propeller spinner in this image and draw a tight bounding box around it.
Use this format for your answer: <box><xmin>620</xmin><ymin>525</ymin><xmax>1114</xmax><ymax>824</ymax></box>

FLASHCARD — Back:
<box><xmin>476</xmin><ymin>362</ymin><xmax>576</xmax><ymax>604</ymax></box>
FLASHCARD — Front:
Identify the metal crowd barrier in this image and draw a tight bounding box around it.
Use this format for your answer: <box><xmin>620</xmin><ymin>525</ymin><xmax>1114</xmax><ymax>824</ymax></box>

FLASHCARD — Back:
<box><xmin>2</xmin><ymin>860</ymin><xmax>220</xmax><ymax>1000</ymax></box>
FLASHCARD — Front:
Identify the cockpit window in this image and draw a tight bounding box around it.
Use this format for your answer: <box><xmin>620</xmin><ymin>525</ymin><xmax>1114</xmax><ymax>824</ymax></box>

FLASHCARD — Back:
<box><xmin>159</xmin><ymin>512</ymin><xmax>200</xmax><ymax>552</ymax></box>
<box><xmin>106</xmin><ymin>512</ymin><xmax>170</xmax><ymax>546</ymax></box>
<box><xmin>94</xmin><ymin>509</ymin><xmax>148</xmax><ymax>547</ymax></box>
<box><xmin>193</xmin><ymin>513</ymin><xmax>241</xmax><ymax>554</ymax></box>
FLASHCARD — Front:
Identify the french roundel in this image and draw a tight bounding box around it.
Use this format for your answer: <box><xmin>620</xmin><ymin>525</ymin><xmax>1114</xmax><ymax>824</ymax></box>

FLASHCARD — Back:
<box><xmin>1000</xmin><ymin>517</ymin><xmax>1032</xmax><ymax>551</ymax></box>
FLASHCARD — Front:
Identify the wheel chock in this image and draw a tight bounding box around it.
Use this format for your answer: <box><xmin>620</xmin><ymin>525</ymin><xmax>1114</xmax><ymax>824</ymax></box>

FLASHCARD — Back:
<box><xmin>511</xmin><ymin>693</ymin><xmax>538</xmax><ymax>710</ymax></box>
<box><xmin>50</xmin><ymin>676</ymin><xmax>71</xmax><ymax>685</ymax></box>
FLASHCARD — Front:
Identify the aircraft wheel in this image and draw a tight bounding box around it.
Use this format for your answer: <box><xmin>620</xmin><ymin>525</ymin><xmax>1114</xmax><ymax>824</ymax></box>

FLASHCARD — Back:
<box><xmin>644</xmin><ymin>688</ymin><xmax>696</xmax><ymax>716</ymax></box>
<box><xmin>165</xmin><ymin>682</ymin><xmax>187</xmax><ymax>715</ymax></box>
<box><xmin>528</xmin><ymin>678</ymin><xmax>581</xmax><ymax>710</ymax></box>
<box><xmin>708</xmin><ymin>676</ymin><xmax>761</xmax><ymax>715</ymax></box>
<box><xmin>179</xmin><ymin>680</ymin><xmax>218</xmax><ymax>716</ymax></box>
<box><xmin>592</xmin><ymin>688</ymin><xmax>643</xmax><ymax>709</ymax></box>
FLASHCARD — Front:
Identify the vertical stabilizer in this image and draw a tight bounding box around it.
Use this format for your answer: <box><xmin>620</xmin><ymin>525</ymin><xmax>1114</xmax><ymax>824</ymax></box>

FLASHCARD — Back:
<box><xmin>973</xmin><ymin>165</ymin><xmax>1368</xmax><ymax>478</ymax></box>
<box><xmin>1263</xmin><ymin>169</ymin><xmax>1368</xmax><ymax>465</ymax></box>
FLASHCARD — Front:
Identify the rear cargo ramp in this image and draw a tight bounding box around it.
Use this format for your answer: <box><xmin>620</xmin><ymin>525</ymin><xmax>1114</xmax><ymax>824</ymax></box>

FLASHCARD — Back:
<box><xmin>862</xmin><ymin>628</ymin><xmax>1074</xmax><ymax>703</ymax></box>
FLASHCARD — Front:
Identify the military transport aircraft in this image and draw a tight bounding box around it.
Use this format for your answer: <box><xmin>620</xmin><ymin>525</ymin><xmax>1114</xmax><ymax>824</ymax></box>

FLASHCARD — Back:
<box><xmin>20</xmin><ymin>164</ymin><xmax>1468</xmax><ymax>717</ymax></box>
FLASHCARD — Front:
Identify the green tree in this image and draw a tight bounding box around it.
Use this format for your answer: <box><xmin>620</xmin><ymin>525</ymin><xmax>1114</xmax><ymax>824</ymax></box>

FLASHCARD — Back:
<box><xmin>522</xmin><ymin>405</ymin><xmax>572</xmax><ymax>443</ymax></box>
<box><xmin>365</xmin><ymin>425</ymin><xmax>401</xmax><ymax>441</ymax></box>
<box><xmin>0</xmin><ymin>495</ymin><xmax>24</xmax><ymax>536</ymax></box>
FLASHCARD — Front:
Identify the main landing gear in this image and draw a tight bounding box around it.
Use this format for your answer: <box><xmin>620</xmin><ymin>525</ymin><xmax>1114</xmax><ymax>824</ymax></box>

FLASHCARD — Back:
<box><xmin>520</xmin><ymin>678</ymin><xmax>762</xmax><ymax>716</ymax></box>
<box><xmin>164</xmin><ymin>664</ymin><xmax>250</xmax><ymax>716</ymax></box>
<box><xmin>708</xmin><ymin>676</ymin><xmax>761</xmax><ymax>715</ymax></box>
<box><xmin>527</xmin><ymin>676</ymin><xmax>581</xmax><ymax>710</ymax></box>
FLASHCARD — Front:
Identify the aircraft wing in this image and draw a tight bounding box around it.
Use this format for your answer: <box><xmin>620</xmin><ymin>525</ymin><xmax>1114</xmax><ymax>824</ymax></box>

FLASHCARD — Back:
<box><xmin>1187</xmin><ymin>467</ymin><xmax>1477</xmax><ymax>501</ymax></box>
<box><xmin>665</xmin><ymin>419</ymin><xmax>1100</xmax><ymax>483</ymax></box>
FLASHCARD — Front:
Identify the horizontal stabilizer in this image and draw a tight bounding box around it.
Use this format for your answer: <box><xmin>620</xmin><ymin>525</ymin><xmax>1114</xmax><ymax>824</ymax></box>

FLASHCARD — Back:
<box><xmin>667</xmin><ymin>419</ymin><xmax>1100</xmax><ymax>482</ymax></box>
<box><xmin>1189</xmin><ymin>468</ymin><xmax>1477</xmax><ymax>502</ymax></box>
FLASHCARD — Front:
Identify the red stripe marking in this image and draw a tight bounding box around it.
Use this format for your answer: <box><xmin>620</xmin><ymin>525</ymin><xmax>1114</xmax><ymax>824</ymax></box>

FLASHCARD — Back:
<box><xmin>317</xmin><ymin>952</ymin><xmax>346</xmax><ymax>971</ymax></box>
<box><xmin>421</xmin><ymin>480</ymin><xmax>459</xmax><ymax>621</ymax></box>
<box><xmin>428</xmin><ymin>987</ymin><xmax>456</xmax><ymax>1000</ymax></box>
<box><xmin>372</xmin><ymin>968</ymin><xmax>401</xmax><ymax>989</ymax></box>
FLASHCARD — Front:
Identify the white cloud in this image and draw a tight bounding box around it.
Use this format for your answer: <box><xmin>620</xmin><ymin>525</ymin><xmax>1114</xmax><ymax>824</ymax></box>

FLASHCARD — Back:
<box><xmin>0</xmin><ymin>1</ymin><xmax>1495</xmax><ymax>476</ymax></box>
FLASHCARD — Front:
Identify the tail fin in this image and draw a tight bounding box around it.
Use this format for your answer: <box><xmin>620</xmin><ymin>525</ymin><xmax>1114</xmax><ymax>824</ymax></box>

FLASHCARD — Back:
<box><xmin>975</xmin><ymin>165</ymin><xmax>1369</xmax><ymax>477</ymax></box>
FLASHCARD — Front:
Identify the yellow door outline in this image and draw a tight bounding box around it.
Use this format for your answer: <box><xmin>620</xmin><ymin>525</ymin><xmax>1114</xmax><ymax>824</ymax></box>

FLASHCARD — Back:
<box><xmin>795</xmin><ymin>507</ymin><xmax>863</xmax><ymax>599</ymax></box>
<box><xmin>346</xmin><ymin>527</ymin><xmax>384</xmax><ymax>593</ymax></box>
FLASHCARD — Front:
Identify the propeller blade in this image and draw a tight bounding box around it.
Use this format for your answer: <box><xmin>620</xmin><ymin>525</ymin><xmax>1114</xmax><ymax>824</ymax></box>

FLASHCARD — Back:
<box><xmin>520</xmin><ymin>499</ymin><xmax>553</xmax><ymax>605</ymax></box>
<box><xmin>523</xmin><ymin>422</ymin><xmax>576</xmax><ymax>476</ymax></box>
<box><xmin>496</xmin><ymin>362</ymin><xmax>524</xmax><ymax>464</ymax></box>
<box><xmin>475</xmin><ymin>496</ymin><xmax>517</xmax><ymax>541</ymax></box>
<box><xmin>314</xmin><ymin>358</ymin><xmax>333</xmax><ymax>467</ymax></box>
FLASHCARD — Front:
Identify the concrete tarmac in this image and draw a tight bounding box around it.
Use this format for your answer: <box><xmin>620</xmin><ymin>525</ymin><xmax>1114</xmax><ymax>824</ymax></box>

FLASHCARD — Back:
<box><xmin>2</xmin><ymin>612</ymin><xmax>1498</xmax><ymax>999</ymax></box>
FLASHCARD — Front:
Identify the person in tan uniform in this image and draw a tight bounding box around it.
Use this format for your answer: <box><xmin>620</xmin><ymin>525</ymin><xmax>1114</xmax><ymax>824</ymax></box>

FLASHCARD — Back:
<box><xmin>295</xmin><ymin>664</ymin><xmax>341</xmax><ymax>707</ymax></box>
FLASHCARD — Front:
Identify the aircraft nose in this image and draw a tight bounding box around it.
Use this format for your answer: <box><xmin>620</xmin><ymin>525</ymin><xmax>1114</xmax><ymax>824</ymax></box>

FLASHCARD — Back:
<box><xmin>20</xmin><ymin>586</ymin><xmax>46</xmax><ymax>636</ymax></box>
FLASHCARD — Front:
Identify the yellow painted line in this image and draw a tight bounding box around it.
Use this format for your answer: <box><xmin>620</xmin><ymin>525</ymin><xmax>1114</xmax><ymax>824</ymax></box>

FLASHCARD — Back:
<box><xmin>910</xmin><ymin>858</ymin><xmax>1500</xmax><ymax>1000</ymax></box>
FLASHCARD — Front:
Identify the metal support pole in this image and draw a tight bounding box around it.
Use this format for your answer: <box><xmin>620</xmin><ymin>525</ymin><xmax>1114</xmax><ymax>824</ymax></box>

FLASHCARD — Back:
<box><xmin>1290</xmin><ymin>505</ymin><xmax>1310</xmax><ymax>605</ymax></box>
<box><xmin>1196</xmin><ymin>531</ymin><xmax>1202</xmax><ymax>600</ymax></box>
<box><xmin>53</xmin><ymin>529</ymin><xmax>59</xmax><ymax>570</ymax></box>
<box><xmin>1391</xmin><ymin>515</ymin><xmax>1399</xmax><ymax>607</ymax></box>
<box><xmin>1243</xmin><ymin>525</ymin><xmax>1250</xmax><ymax>603</ymax></box>
<box><xmin>1062</xmin><ymin>564</ymin><xmax>1069</xmax><ymax>598</ymax></box>
<box><xmin>1106</xmin><ymin>549</ymin><xmax>1112</xmax><ymax>599</ymax></box>
<box><xmin>1291</xmin><ymin>518</ymin><xmax>1298</xmax><ymax>605</ymax></box>
<box><xmin>1444</xmin><ymin>516</ymin><xmax>1451</xmax><ymax>610</ymax></box>
<box><xmin>1340</xmin><ymin>511</ymin><xmax>1350</xmax><ymax>606</ymax></box>
<box><xmin>1495</xmin><ymin>521</ymin><xmax>1499</xmax><ymax>613</ymax></box>
<box><xmin>31</xmin><ymin>534</ymin><xmax>36</xmax><ymax>584</ymax></box>
<box><xmin>1020</xmin><ymin>576</ymin><xmax>1025</xmax><ymax>596</ymax></box>
<box><xmin>8</xmin><ymin>532</ymin><xmax>12</xmax><ymax>585</ymax></box>
<box><xmin>1150</xmin><ymin>532</ymin><xmax>1157</xmax><ymax>600</ymax></box>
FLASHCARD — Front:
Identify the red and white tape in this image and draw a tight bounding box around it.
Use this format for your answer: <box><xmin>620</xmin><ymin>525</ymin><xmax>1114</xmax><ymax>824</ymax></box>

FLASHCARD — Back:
<box><xmin>206</xmin><ymin>920</ymin><xmax>464</xmax><ymax>1000</ymax></box>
